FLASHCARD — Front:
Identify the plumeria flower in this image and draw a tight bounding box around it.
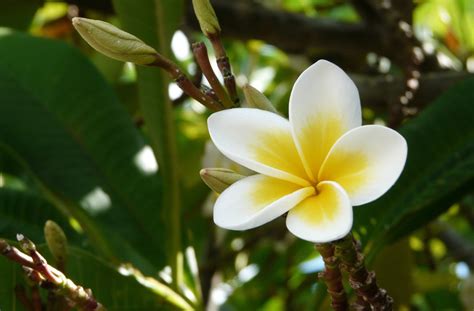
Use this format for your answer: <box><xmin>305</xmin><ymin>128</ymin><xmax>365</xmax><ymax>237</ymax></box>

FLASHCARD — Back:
<box><xmin>207</xmin><ymin>60</ymin><xmax>407</xmax><ymax>243</ymax></box>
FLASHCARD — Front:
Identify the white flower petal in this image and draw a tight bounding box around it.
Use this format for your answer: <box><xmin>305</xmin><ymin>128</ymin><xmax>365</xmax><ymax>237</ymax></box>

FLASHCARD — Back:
<box><xmin>319</xmin><ymin>125</ymin><xmax>407</xmax><ymax>206</ymax></box>
<box><xmin>214</xmin><ymin>174</ymin><xmax>314</xmax><ymax>230</ymax></box>
<box><xmin>286</xmin><ymin>181</ymin><xmax>353</xmax><ymax>243</ymax></box>
<box><xmin>208</xmin><ymin>108</ymin><xmax>310</xmax><ymax>186</ymax></box>
<box><xmin>289</xmin><ymin>60</ymin><xmax>361</xmax><ymax>181</ymax></box>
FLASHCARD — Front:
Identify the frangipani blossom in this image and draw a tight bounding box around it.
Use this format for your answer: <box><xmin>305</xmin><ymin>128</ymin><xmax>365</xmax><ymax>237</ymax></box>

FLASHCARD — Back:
<box><xmin>207</xmin><ymin>60</ymin><xmax>407</xmax><ymax>243</ymax></box>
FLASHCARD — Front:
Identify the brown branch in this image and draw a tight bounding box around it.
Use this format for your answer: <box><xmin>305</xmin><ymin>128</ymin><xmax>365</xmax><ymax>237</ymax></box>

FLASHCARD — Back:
<box><xmin>1</xmin><ymin>239</ymin><xmax>35</xmax><ymax>267</ymax></box>
<box><xmin>1</xmin><ymin>238</ymin><xmax>105</xmax><ymax>311</ymax></box>
<box><xmin>334</xmin><ymin>234</ymin><xmax>393</xmax><ymax>310</ymax></box>
<box><xmin>315</xmin><ymin>243</ymin><xmax>348</xmax><ymax>311</ymax></box>
<box><xmin>208</xmin><ymin>33</ymin><xmax>239</xmax><ymax>106</ymax></box>
<box><xmin>352</xmin><ymin>71</ymin><xmax>474</xmax><ymax>110</ymax></box>
<box><xmin>192</xmin><ymin>42</ymin><xmax>233</xmax><ymax>108</ymax></box>
<box><xmin>185</xmin><ymin>0</ymin><xmax>383</xmax><ymax>56</ymax></box>
<box><xmin>432</xmin><ymin>222</ymin><xmax>474</xmax><ymax>269</ymax></box>
<box><xmin>349</xmin><ymin>0</ymin><xmax>427</xmax><ymax>126</ymax></box>
<box><xmin>69</xmin><ymin>0</ymin><xmax>391</xmax><ymax>58</ymax></box>
<box><xmin>149</xmin><ymin>56</ymin><xmax>224</xmax><ymax>111</ymax></box>
<box><xmin>173</xmin><ymin>59</ymin><xmax>203</xmax><ymax>106</ymax></box>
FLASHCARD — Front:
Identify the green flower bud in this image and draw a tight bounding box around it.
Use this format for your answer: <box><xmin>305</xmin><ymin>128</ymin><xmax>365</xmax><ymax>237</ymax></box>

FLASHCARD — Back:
<box><xmin>44</xmin><ymin>220</ymin><xmax>68</xmax><ymax>264</ymax></box>
<box><xmin>200</xmin><ymin>168</ymin><xmax>245</xmax><ymax>194</ymax></box>
<box><xmin>192</xmin><ymin>0</ymin><xmax>221</xmax><ymax>37</ymax></box>
<box><xmin>72</xmin><ymin>17</ymin><xmax>158</xmax><ymax>65</ymax></box>
<box><xmin>243</xmin><ymin>84</ymin><xmax>278</xmax><ymax>113</ymax></box>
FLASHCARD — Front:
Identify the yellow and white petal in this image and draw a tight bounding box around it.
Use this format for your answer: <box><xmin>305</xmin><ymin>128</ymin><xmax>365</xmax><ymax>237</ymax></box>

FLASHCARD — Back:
<box><xmin>214</xmin><ymin>174</ymin><xmax>315</xmax><ymax>230</ymax></box>
<box><xmin>319</xmin><ymin>125</ymin><xmax>407</xmax><ymax>206</ymax></box>
<box><xmin>208</xmin><ymin>108</ymin><xmax>310</xmax><ymax>186</ymax></box>
<box><xmin>289</xmin><ymin>60</ymin><xmax>361</xmax><ymax>181</ymax></box>
<box><xmin>286</xmin><ymin>181</ymin><xmax>352</xmax><ymax>243</ymax></box>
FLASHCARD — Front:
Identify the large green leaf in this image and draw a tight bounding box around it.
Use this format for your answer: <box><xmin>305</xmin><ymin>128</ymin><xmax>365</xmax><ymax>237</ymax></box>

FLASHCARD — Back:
<box><xmin>0</xmin><ymin>33</ymin><xmax>165</xmax><ymax>268</ymax></box>
<box><xmin>0</xmin><ymin>188</ymin><xmax>71</xmax><ymax>241</ymax></box>
<box><xmin>0</xmin><ymin>246</ymin><xmax>187</xmax><ymax>310</ymax></box>
<box><xmin>355</xmin><ymin>77</ymin><xmax>474</xmax><ymax>258</ymax></box>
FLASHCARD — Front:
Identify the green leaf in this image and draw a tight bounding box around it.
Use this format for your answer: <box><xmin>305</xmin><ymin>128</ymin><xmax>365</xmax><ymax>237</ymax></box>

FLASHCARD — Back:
<box><xmin>0</xmin><ymin>188</ymin><xmax>71</xmax><ymax>241</ymax></box>
<box><xmin>112</xmin><ymin>0</ymin><xmax>185</xmax><ymax>285</ymax></box>
<box><xmin>0</xmin><ymin>33</ymin><xmax>165</xmax><ymax>268</ymax></box>
<box><xmin>0</xmin><ymin>0</ymin><xmax>43</xmax><ymax>30</ymax></box>
<box><xmin>0</xmin><ymin>246</ymin><xmax>188</xmax><ymax>310</ymax></box>
<box><xmin>355</xmin><ymin>77</ymin><xmax>474</xmax><ymax>258</ymax></box>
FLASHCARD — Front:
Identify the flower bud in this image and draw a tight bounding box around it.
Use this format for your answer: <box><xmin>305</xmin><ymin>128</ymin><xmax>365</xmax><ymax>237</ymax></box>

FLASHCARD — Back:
<box><xmin>192</xmin><ymin>0</ymin><xmax>221</xmax><ymax>37</ymax></box>
<box><xmin>243</xmin><ymin>84</ymin><xmax>278</xmax><ymax>113</ymax></box>
<box><xmin>17</xmin><ymin>234</ymin><xmax>36</xmax><ymax>252</ymax></box>
<box><xmin>44</xmin><ymin>220</ymin><xmax>68</xmax><ymax>264</ymax></box>
<box><xmin>200</xmin><ymin>168</ymin><xmax>245</xmax><ymax>194</ymax></box>
<box><xmin>72</xmin><ymin>17</ymin><xmax>158</xmax><ymax>65</ymax></box>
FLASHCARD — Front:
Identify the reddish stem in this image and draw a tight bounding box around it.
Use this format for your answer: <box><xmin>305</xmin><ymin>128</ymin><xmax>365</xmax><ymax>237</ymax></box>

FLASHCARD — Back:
<box><xmin>150</xmin><ymin>54</ymin><xmax>223</xmax><ymax>111</ymax></box>
<box><xmin>209</xmin><ymin>34</ymin><xmax>239</xmax><ymax>105</ymax></box>
<box><xmin>334</xmin><ymin>234</ymin><xmax>393</xmax><ymax>310</ymax></box>
<box><xmin>315</xmin><ymin>243</ymin><xmax>348</xmax><ymax>311</ymax></box>
<box><xmin>192</xmin><ymin>42</ymin><xmax>233</xmax><ymax>108</ymax></box>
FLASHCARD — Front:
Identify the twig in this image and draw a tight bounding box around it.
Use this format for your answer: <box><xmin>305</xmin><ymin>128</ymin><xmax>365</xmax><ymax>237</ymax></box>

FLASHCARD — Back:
<box><xmin>334</xmin><ymin>234</ymin><xmax>393</xmax><ymax>310</ymax></box>
<box><xmin>0</xmin><ymin>238</ymin><xmax>105</xmax><ymax>311</ymax></box>
<box><xmin>192</xmin><ymin>42</ymin><xmax>233</xmax><ymax>108</ymax></box>
<box><xmin>173</xmin><ymin>60</ymin><xmax>203</xmax><ymax>106</ymax></box>
<box><xmin>351</xmin><ymin>0</ymin><xmax>425</xmax><ymax>126</ymax></box>
<box><xmin>0</xmin><ymin>239</ymin><xmax>35</xmax><ymax>267</ymax></box>
<box><xmin>149</xmin><ymin>55</ymin><xmax>223</xmax><ymax>111</ymax></box>
<box><xmin>315</xmin><ymin>243</ymin><xmax>348</xmax><ymax>311</ymax></box>
<box><xmin>208</xmin><ymin>33</ymin><xmax>239</xmax><ymax>105</ymax></box>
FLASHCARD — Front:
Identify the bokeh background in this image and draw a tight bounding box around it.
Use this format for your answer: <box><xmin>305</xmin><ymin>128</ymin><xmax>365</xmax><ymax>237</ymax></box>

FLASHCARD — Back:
<box><xmin>1</xmin><ymin>0</ymin><xmax>474</xmax><ymax>310</ymax></box>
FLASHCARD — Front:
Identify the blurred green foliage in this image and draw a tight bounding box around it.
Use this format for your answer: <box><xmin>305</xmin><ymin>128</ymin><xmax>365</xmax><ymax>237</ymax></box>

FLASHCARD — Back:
<box><xmin>0</xmin><ymin>0</ymin><xmax>473</xmax><ymax>310</ymax></box>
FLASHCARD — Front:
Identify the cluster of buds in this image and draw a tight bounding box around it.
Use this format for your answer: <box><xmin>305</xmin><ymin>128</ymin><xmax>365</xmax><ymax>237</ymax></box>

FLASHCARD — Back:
<box><xmin>72</xmin><ymin>0</ymin><xmax>239</xmax><ymax>112</ymax></box>
<box><xmin>0</xmin><ymin>221</ymin><xmax>105</xmax><ymax>311</ymax></box>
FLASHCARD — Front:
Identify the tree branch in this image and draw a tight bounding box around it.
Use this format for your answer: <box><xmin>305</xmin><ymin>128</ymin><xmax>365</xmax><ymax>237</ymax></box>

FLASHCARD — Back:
<box><xmin>432</xmin><ymin>222</ymin><xmax>474</xmax><ymax>269</ymax></box>
<box><xmin>185</xmin><ymin>0</ymin><xmax>383</xmax><ymax>56</ymax></box>
<box><xmin>352</xmin><ymin>71</ymin><xmax>473</xmax><ymax>109</ymax></box>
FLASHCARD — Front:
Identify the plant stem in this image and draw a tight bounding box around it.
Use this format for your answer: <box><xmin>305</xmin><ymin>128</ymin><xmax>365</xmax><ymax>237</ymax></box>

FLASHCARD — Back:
<box><xmin>315</xmin><ymin>243</ymin><xmax>348</xmax><ymax>311</ymax></box>
<box><xmin>334</xmin><ymin>233</ymin><xmax>393</xmax><ymax>310</ymax></box>
<box><xmin>153</xmin><ymin>0</ymin><xmax>184</xmax><ymax>292</ymax></box>
<box><xmin>192</xmin><ymin>42</ymin><xmax>233</xmax><ymax>108</ymax></box>
<box><xmin>149</xmin><ymin>55</ymin><xmax>223</xmax><ymax>111</ymax></box>
<box><xmin>208</xmin><ymin>34</ymin><xmax>239</xmax><ymax>105</ymax></box>
<box><xmin>1</xmin><ymin>239</ymin><xmax>105</xmax><ymax>311</ymax></box>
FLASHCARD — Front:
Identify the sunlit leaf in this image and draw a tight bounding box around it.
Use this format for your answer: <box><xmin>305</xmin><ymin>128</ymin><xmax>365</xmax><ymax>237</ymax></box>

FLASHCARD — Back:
<box><xmin>0</xmin><ymin>33</ymin><xmax>166</xmax><ymax>269</ymax></box>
